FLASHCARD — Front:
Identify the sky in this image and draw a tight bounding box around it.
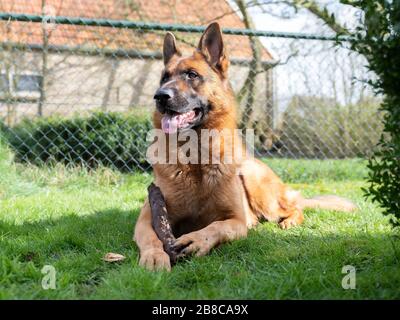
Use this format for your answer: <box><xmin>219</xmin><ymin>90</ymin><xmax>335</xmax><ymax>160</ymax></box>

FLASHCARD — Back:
<box><xmin>234</xmin><ymin>0</ymin><xmax>362</xmax><ymax>34</ymax></box>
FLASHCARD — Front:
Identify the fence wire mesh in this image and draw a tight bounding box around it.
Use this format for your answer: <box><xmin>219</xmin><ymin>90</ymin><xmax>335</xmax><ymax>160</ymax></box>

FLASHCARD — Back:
<box><xmin>0</xmin><ymin>5</ymin><xmax>382</xmax><ymax>172</ymax></box>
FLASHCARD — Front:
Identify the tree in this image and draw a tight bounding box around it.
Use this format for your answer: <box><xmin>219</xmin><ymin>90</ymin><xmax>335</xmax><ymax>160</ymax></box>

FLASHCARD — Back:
<box><xmin>38</xmin><ymin>0</ymin><xmax>49</xmax><ymax>117</ymax></box>
<box><xmin>341</xmin><ymin>0</ymin><xmax>400</xmax><ymax>226</ymax></box>
<box><xmin>233</xmin><ymin>0</ymin><xmax>371</xmax><ymax>154</ymax></box>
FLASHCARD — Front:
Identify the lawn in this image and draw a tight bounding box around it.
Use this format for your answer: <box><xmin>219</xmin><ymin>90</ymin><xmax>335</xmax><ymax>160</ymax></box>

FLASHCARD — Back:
<box><xmin>0</xmin><ymin>143</ymin><xmax>399</xmax><ymax>299</ymax></box>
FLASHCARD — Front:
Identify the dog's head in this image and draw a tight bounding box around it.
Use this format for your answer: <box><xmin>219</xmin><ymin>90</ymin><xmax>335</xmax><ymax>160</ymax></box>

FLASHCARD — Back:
<box><xmin>154</xmin><ymin>22</ymin><xmax>232</xmax><ymax>134</ymax></box>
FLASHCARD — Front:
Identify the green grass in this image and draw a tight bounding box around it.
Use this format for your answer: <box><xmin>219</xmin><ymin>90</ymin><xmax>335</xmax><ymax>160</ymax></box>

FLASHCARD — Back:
<box><xmin>0</xmin><ymin>143</ymin><xmax>399</xmax><ymax>299</ymax></box>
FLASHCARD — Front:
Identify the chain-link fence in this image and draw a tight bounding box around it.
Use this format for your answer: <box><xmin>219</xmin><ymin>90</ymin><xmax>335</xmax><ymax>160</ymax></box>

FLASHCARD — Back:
<box><xmin>0</xmin><ymin>8</ymin><xmax>382</xmax><ymax>172</ymax></box>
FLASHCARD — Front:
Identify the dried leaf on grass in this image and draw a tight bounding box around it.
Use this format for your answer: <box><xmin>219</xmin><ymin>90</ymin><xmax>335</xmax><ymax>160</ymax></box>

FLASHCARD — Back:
<box><xmin>102</xmin><ymin>252</ymin><xmax>126</xmax><ymax>262</ymax></box>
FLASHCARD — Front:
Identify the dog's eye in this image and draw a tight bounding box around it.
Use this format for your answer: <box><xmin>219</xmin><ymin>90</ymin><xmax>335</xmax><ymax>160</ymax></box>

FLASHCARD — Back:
<box><xmin>186</xmin><ymin>71</ymin><xmax>198</xmax><ymax>80</ymax></box>
<box><xmin>161</xmin><ymin>73</ymin><xmax>170</xmax><ymax>83</ymax></box>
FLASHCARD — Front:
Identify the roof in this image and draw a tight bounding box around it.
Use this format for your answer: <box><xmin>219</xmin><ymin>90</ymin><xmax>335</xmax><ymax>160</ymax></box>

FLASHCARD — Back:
<box><xmin>0</xmin><ymin>0</ymin><xmax>273</xmax><ymax>61</ymax></box>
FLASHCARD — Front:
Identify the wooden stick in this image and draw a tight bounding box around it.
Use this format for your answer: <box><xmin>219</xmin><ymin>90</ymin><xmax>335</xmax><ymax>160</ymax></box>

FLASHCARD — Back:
<box><xmin>147</xmin><ymin>183</ymin><xmax>178</xmax><ymax>264</ymax></box>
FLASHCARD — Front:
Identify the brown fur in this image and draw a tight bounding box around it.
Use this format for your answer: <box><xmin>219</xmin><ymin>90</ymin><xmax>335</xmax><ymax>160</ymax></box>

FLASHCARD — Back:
<box><xmin>134</xmin><ymin>23</ymin><xmax>357</xmax><ymax>271</ymax></box>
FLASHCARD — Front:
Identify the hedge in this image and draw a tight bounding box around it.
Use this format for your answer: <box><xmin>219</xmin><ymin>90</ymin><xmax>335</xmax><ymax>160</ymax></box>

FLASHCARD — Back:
<box><xmin>342</xmin><ymin>0</ymin><xmax>400</xmax><ymax>226</ymax></box>
<box><xmin>2</xmin><ymin>112</ymin><xmax>152</xmax><ymax>171</ymax></box>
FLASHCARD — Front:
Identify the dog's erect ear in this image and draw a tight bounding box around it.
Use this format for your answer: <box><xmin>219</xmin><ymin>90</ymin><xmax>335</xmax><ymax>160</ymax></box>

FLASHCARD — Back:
<box><xmin>163</xmin><ymin>32</ymin><xmax>180</xmax><ymax>65</ymax></box>
<box><xmin>198</xmin><ymin>22</ymin><xmax>229</xmax><ymax>76</ymax></box>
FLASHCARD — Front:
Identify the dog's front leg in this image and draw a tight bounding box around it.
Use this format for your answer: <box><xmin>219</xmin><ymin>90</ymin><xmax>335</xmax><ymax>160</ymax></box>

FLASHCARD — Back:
<box><xmin>174</xmin><ymin>217</ymin><xmax>247</xmax><ymax>257</ymax></box>
<box><xmin>134</xmin><ymin>200</ymin><xmax>171</xmax><ymax>271</ymax></box>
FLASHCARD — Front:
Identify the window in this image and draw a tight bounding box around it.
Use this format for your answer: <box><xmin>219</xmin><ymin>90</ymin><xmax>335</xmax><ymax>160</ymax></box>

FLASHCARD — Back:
<box><xmin>0</xmin><ymin>74</ymin><xmax>9</xmax><ymax>93</ymax></box>
<box><xmin>15</xmin><ymin>75</ymin><xmax>42</xmax><ymax>92</ymax></box>
<box><xmin>0</xmin><ymin>72</ymin><xmax>41</xmax><ymax>100</ymax></box>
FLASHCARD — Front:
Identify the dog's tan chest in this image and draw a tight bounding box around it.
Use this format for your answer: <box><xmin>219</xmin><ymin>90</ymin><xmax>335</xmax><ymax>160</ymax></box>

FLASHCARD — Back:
<box><xmin>153</xmin><ymin>164</ymin><xmax>237</xmax><ymax>228</ymax></box>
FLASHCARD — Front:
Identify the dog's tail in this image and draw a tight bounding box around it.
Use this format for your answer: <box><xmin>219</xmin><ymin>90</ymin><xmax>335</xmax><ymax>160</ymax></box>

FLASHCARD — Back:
<box><xmin>298</xmin><ymin>195</ymin><xmax>357</xmax><ymax>212</ymax></box>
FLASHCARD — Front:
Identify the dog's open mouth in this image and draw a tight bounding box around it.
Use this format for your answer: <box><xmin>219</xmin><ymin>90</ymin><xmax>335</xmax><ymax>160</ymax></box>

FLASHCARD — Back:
<box><xmin>161</xmin><ymin>109</ymin><xmax>202</xmax><ymax>134</ymax></box>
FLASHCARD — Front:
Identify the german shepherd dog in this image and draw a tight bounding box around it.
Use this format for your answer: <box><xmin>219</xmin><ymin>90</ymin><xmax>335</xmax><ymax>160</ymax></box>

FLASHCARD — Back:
<box><xmin>134</xmin><ymin>23</ymin><xmax>356</xmax><ymax>271</ymax></box>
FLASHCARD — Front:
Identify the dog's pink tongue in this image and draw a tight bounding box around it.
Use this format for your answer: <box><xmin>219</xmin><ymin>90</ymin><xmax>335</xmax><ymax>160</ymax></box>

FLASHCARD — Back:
<box><xmin>161</xmin><ymin>115</ymin><xmax>178</xmax><ymax>134</ymax></box>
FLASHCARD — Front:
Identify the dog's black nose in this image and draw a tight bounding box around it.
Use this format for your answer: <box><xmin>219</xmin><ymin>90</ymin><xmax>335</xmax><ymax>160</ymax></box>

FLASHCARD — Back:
<box><xmin>154</xmin><ymin>88</ymin><xmax>174</xmax><ymax>103</ymax></box>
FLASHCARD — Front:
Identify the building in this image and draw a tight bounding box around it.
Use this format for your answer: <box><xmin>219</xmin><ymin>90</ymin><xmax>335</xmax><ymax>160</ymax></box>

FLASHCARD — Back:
<box><xmin>0</xmin><ymin>0</ymin><xmax>275</xmax><ymax>129</ymax></box>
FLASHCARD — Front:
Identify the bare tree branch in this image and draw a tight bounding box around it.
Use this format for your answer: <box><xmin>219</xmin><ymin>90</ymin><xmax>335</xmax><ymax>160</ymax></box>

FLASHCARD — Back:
<box><xmin>250</xmin><ymin>0</ymin><xmax>351</xmax><ymax>35</ymax></box>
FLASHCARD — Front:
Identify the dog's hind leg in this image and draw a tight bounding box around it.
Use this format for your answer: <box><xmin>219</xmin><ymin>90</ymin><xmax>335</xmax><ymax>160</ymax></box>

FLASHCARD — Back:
<box><xmin>276</xmin><ymin>192</ymin><xmax>304</xmax><ymax>229</ymax></box>
<box><xmin>239</xmin><ymin>158</ymin><xmax>357</xmax><ymax>229</ymax></box>
<box><xmin>239</xmin><ymin>158</ymin><xmax>305</xmax><ymax>228</ymax></box>
<box><xmin>279</xmin><ymin>210</ymin><xmax>304</xmax><ymax>229</ymax></box>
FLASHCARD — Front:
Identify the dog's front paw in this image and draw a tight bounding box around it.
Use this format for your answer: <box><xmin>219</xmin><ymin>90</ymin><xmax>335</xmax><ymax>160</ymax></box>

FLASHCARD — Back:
<box><xmin>175</xmin><ymin>230</ymin><xmax>215</xmax><ymax>257</ymax></box>
<box><xmin>139</xmin><ymin>248</ymin><xmax>171</xmax><ymax>271</ymax></box>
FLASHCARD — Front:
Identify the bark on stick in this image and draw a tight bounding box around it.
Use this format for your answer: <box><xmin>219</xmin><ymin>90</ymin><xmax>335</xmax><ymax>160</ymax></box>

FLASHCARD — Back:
<box><xmin>147</xmin><ymin>183</ymin><xmax>178</xmax><ymax>264</ymax></box>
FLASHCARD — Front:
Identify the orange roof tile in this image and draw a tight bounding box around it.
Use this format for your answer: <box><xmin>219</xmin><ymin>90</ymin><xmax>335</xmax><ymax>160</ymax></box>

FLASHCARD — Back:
<box><xmin>0</xmin><ymin>0</ymin><xmax>273</xmax><ymax>60</ymax></box>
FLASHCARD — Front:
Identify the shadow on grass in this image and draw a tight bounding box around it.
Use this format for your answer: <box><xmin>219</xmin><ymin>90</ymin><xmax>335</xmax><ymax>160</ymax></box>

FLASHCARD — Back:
<box><xmin>0</xmin><ymin>209</ymin><xmax>399</xmax><ymax>299</ymax></box>
<box><xmin>0</xmin><ymin>209</ymin><xmax>139</xmax><ymax>298</ymax></box>
<box><xmin>1</xmin><ymin>209</ymin><xmax>139</xmax><ymax>259</ymax></box>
